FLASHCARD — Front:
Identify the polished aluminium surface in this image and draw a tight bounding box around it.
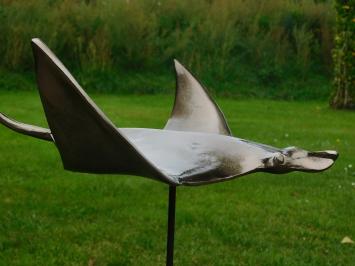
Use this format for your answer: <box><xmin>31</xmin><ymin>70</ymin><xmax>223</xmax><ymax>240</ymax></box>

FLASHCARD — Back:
<box><xmin>0</xmin><ymin>39</ymin><xmax>338</xmax><ymax>186</ymax></box>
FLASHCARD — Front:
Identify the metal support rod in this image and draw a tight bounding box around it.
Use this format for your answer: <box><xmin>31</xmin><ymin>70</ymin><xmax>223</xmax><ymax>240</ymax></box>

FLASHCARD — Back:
<box><xmin>166</xmin><ymin>185</ymin><xmax>176</xmax><ymax>266</ymax></box>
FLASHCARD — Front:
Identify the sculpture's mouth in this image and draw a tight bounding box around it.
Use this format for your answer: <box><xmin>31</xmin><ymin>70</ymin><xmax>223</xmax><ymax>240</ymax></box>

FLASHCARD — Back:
<box><xmin>288</xmin><ymin>150</ymin><xmax>339</xmax><ymax>172</ymax></box>
<box><xmin>308</xmin><ymin>150</ymin><xmax>339</xmax><ymax>161</ymax></box>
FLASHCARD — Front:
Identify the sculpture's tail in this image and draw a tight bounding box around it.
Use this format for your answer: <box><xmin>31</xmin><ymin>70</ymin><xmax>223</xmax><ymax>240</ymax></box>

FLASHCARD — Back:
<box><xmin>0</xmin><ymin>112</ymin><xmax>52</xmax><ymax>141</ymax></box>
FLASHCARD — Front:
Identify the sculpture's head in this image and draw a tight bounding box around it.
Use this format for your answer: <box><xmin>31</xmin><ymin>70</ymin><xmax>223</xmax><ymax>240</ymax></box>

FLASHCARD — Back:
<box><xmin>262</xmin><ymin>146</ymin><xmax>338</xmax><ymax>173</ymax></box>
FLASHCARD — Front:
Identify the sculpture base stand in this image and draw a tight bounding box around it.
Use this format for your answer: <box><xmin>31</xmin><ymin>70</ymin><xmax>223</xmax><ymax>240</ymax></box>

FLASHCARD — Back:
<box><xmin>166</xmin><ymin>185</ymin><xmax>176</xmax><ymax>266</ymax></box>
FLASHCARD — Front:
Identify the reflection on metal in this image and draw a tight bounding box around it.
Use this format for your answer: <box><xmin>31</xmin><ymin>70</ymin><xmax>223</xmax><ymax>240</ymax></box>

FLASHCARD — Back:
<box><xmin>0</xmin><ymin>38</ymin><xmax>338</xmax><ymax>186</ymax></box>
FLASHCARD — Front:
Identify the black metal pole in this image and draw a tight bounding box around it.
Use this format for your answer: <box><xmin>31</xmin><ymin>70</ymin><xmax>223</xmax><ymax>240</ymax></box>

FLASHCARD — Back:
<box><xmin>166</xmin><ymin>185</ymin><xmax>176</xmax><ymax>266</ymax></box>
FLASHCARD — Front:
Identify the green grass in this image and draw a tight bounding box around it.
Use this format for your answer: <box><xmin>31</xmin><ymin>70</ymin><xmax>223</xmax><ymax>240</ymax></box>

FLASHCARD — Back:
<box><xmin>0</xmin><ymin>91</ymin><xmax>354</xmax><ymax>265</ymax></box>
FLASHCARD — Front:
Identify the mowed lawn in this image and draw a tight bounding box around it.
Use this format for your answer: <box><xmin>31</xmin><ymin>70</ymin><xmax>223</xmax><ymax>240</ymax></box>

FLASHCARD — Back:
<box><xmin>0</xmin><ymin>91</ymin><xmax>354</xmax><ymax>265</ymax></box>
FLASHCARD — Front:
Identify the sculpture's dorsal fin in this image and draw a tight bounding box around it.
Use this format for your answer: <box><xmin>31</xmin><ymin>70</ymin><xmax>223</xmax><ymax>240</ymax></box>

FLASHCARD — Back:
<box><xmin>30</xmin><ymin>38</ymin><xmax>175</xmax><ymax>184</ymax></box>
<box><xmin>164</xmin><ymin>60</ymin><xmax>232</xmax><ymax>136</ymax></box>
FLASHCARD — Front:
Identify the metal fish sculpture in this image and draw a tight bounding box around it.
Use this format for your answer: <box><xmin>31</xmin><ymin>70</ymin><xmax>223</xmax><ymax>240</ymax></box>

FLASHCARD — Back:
<box><xmin>0</xmin><ymin>39</ymin><xmax>338</xmax><ymax>186</ymax></box>
<box><xmin>0</xmin><ymin>38</ymin><xmax>339</xmax><ymax>265</ymax></box>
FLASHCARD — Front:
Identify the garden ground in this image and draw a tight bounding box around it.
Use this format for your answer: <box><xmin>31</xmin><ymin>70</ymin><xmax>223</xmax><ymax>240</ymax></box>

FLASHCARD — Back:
<box><xmin>0</xmin><ymin>91</ymin><xmax>354</xmax><ymax>265</ymax></box>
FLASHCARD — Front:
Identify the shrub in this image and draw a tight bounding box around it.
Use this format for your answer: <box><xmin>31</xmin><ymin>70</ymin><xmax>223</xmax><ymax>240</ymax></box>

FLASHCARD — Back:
<box><xmin>0</xmin><ymin>0</ymin><xmax>336</xmax><ymax>99</ymax></box>
<box><xmin>330</xmin><ymin>0</ymin><xmax>355</xmax><ymax>109</ymax></box>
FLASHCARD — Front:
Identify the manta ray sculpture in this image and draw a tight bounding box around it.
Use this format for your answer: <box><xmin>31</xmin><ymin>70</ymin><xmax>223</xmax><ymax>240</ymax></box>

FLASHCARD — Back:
<box><xmin>0</xmin><ymin>39</ymin><xmax>339</xmax><ymax>265</ymax></box>
<box><xmin>0</xmin><ymin>39</ymin><xmax>338</xmax><ymax>185</ymax></box>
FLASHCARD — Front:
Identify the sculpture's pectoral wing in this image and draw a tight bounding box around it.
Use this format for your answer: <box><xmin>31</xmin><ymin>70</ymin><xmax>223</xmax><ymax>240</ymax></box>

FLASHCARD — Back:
<box><xmin>164</xmin><ymin>60</ymin><xmax>232</xmax><ymax>136</ymax></box>
<box><xmin>28</xmin><ymin>38</ymin><xmax>175</xmax><ymax>184</ymax></box>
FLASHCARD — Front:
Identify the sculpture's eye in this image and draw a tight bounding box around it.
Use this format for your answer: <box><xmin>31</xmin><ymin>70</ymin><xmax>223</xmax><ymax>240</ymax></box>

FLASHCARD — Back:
<box><xmin>273</xmin><ymin>153</ymin><xmax>285</xmax><ymax>164</ymax></box>
<box><xmin>283</xmin><ymin>146</ymin><xmax>297</xmax><ymax>156</ymax></box>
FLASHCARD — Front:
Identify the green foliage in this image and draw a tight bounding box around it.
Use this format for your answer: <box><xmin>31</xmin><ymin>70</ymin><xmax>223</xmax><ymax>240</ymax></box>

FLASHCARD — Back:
<box><xmin>330</xmin><ymin>0</ymin><xmax>355</xmax><ymax>109</ymax></box>
<box><xmin>0</xmin><ymin>92</ymin><xmax>354</xmax><ymax>265</ymax></box>
<box><xmin>0</xmin><ymin>0</ymin><xmax>336</xmax><ymax>99</ymax></box>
